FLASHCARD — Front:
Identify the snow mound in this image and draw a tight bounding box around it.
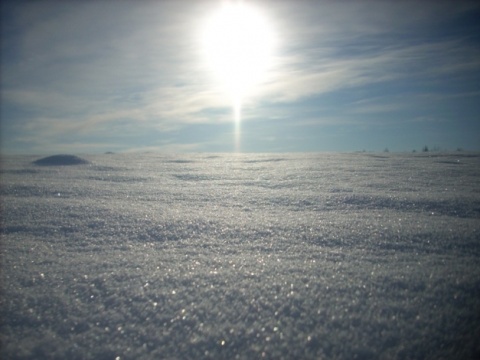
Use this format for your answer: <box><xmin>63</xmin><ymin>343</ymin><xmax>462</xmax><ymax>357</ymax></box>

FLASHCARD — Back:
<box><xmin>33</xmin><ymin>154</ymin><xmax>89</xmax><ymax>166</ymax></box>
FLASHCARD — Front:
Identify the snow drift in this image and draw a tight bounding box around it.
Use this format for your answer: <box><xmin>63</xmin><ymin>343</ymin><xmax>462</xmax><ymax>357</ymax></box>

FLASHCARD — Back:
<box><xmin>32</xmin><ymin>154</ymin><xmax>89</xmax><ymax>166</ymax></box>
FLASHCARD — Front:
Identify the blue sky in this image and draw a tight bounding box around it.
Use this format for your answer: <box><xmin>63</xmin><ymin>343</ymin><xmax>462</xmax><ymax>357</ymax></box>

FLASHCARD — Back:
<box><xmin>1</xmin><ymin>0</ymin><xmax>479</xmax><ymax>154</ymax></box>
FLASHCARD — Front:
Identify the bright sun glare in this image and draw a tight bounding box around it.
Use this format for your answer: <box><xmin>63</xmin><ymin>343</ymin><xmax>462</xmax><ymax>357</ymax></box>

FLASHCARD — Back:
<box><xmin>202</xmin><ymin>2</ymin><xmax>275</xmax><ymax>101</ymax></box>
<box><xmin>202</xmin><ymin>2</ymin><xmax>275</xmax><ymax>151</ymax></box>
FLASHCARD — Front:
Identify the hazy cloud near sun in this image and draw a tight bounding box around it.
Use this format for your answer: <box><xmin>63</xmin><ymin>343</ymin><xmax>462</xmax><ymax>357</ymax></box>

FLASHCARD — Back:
<box><xmin>1</xmin><ymin>0</ymin><xmax>479</xmax><ymax>153</ymax></box>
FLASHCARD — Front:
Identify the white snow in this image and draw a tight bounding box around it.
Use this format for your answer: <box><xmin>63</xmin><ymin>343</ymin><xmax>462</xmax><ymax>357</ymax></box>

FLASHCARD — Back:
<box><xmin>1</xmin><ymin>152</ymin><xmax>479</xmax><ymax>359</ymax></box>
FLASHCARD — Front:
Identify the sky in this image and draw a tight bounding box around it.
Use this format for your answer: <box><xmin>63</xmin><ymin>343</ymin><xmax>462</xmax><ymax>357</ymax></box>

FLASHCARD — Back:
<box><xmin>1</xmin><ymin>0</ymin><xmax>480</xmax><ymax>154</ymax></box>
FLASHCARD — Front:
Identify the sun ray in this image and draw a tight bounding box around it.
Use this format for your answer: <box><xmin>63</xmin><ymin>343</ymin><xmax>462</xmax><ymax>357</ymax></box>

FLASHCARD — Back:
<box><xmin>234</xmin><ymin>97</ymin><xmax>241</xmax><ymax>152</ymax></box>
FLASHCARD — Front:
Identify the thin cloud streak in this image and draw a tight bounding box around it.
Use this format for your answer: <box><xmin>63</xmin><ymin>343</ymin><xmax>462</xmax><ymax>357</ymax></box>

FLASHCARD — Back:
<box><xmin>256</xmin><ymin>38</ymin><xmax>479</xmax><ymax>105</ymax></box>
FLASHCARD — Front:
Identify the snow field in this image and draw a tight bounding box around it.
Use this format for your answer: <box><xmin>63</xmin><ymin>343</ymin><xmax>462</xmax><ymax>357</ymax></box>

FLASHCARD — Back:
<box><xmin>1</xmin><ymin>153</ymin><xmax>479</xmax><ymax>359</ymax></box>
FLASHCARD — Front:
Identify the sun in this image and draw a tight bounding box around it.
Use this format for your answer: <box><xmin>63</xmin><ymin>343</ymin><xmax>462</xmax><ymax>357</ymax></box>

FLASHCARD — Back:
<box><xmin>202</xmin><ymin>2</ymin><xmax>275</xmax><ymax>100</ymax></box>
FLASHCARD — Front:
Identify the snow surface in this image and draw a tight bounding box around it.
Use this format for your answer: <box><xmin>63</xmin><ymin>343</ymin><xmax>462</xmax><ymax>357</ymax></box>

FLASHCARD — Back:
<box><xmin>1</xmin><ymin>152</ymin><xmax>479</xmax><ymax>359</ymax></box>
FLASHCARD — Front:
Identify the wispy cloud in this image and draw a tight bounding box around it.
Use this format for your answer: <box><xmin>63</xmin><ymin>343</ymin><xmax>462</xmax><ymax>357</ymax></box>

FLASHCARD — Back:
<box><xmin>255</xmin><ymin>36</ymin><xmax>480</xmax><ymax>106</ymax></box>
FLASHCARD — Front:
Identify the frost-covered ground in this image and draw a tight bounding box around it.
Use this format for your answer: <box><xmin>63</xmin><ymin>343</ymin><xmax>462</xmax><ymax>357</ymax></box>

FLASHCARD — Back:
<box><xmin>1</xmin><ymin>152</ymin><xmax>480</xmax><ymax>359</ymax></box>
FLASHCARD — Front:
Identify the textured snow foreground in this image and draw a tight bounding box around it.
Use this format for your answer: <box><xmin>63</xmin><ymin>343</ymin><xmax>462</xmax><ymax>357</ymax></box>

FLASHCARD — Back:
<box><xmin>1</xmin><ymin>152</ymin><xmax>479</xmax><ymax>359</ymax></box>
